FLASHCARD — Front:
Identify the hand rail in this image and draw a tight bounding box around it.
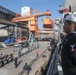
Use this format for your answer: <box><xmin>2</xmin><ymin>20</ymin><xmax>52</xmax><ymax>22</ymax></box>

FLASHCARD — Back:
<box><xmin>46</xmin><ymin>46</ymin><xmax>59</xmax><ymax>75</ymax></box>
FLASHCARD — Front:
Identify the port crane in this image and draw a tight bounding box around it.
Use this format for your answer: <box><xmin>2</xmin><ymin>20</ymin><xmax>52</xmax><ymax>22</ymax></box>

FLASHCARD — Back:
<box><xmin>12</xmin><ymin>10</ymin><xmax>54</xmax><ymax>38</ymax></box>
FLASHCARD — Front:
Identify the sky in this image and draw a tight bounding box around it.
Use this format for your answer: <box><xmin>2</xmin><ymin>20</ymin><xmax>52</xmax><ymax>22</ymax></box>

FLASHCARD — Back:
<box><xmin>0</xmin><ymin>0</ymin><xmax>65</xmax><ymax>30</ymax></box>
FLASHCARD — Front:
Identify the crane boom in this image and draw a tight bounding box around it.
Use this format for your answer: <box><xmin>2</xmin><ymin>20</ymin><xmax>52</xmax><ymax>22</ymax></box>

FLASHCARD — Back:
<box><xmin>12</xmin><ymin>10</ymin><xmax>51</xmax><ymax>22</ymax></box>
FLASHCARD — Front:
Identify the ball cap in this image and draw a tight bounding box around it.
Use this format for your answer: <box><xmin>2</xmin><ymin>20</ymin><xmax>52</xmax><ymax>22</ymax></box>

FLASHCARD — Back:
<box><xmin>65</xmin><ymin>14</ymin><xmax>76</xmax><ymax>23</ymax></box>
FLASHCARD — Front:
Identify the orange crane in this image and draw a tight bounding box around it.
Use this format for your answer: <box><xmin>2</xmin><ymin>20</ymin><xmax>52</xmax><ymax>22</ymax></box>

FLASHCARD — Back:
<box><xmin>12</xmin><ymin>10</ymin><xmax>54</xmax><ymax>37</ymax></box>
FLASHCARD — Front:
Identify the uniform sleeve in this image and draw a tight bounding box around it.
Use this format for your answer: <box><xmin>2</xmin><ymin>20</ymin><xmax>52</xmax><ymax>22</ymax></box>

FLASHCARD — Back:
<box><xmin>69</xmin><ymin>36</ymin><xmax>76</xmax><ymax>65</ymax></box>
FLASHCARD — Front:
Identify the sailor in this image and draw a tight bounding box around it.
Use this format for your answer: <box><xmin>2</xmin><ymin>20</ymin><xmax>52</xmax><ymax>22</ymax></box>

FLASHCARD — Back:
<box><xmin>61</xmin><ymin>14</ymin><xmax>76</xmax><ymax>75</ymax></box>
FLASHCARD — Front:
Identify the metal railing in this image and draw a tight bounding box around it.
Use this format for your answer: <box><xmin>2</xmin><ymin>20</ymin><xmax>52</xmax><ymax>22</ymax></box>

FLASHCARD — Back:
<box><xmin>46</xmin><ymin>45</ymin><xmax>59</xmax><ymax>75</ymax></box>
